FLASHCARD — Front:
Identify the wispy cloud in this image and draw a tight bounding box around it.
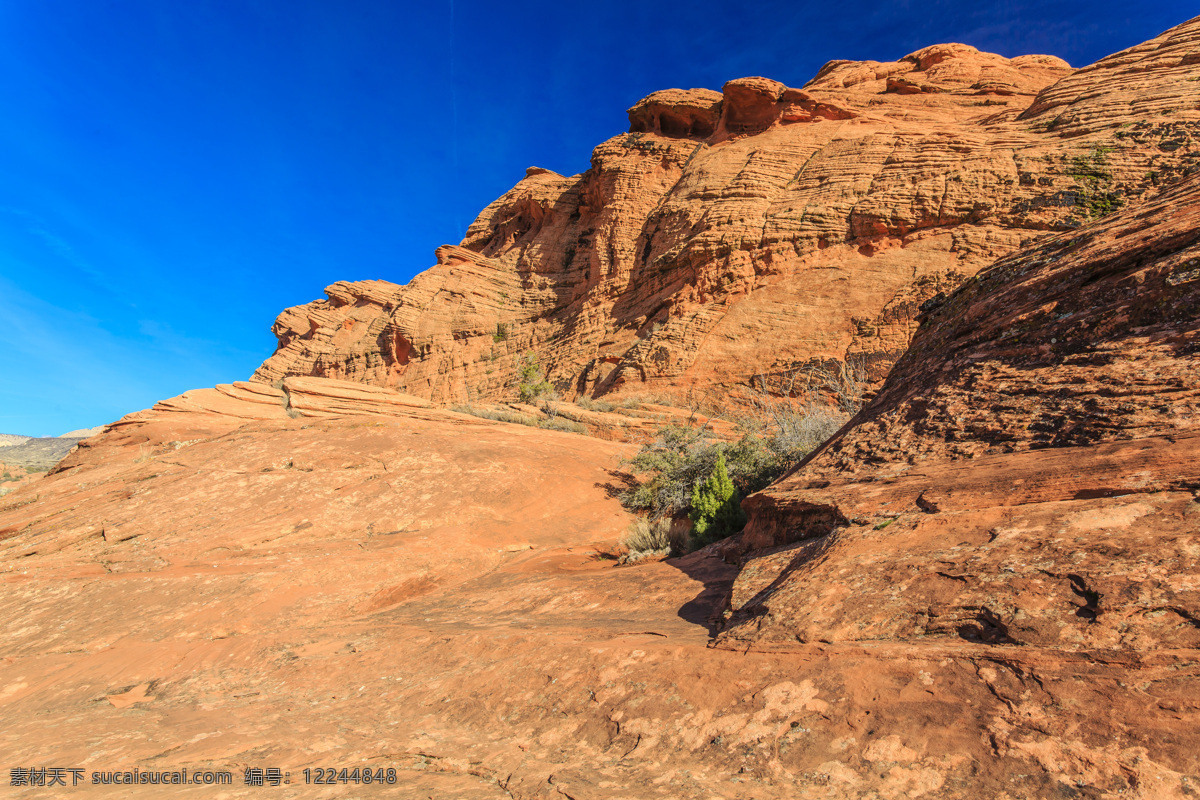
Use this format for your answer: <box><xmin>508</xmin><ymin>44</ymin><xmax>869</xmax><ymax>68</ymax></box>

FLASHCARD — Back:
<box><xmin>0</xmin><ymin>270</ymin><xmax>258</xmax><ymax>435</ymax></box>
<box><xmin>0</xmin><ymin>205</ymin><xmax>132</xmax><ymax>303</ymax></box>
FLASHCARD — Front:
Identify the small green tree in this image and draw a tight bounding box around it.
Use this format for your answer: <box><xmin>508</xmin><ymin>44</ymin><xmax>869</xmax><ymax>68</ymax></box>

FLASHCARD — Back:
<box><xmin>689</xmin><ymin>451</ymin><xmax>746</xmax><ymax>546</ymax></box>
<box><xmin>516</xmin><ymin>352</ymin><xmax>555</xmax><ymax>404</ymax></box>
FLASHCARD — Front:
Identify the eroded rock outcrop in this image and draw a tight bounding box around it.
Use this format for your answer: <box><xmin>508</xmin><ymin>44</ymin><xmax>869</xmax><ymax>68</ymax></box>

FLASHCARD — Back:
<box><xmin>710</xmin><ymin>170</ymin><xmax>1200</xmax><ymax>795</ymax></box>
<box><xmin>254</xmin><ymin>18</ymin><xmax>1200</xmax><ymax>407</ymax></box>
<box><xmin>726</xmin><ymin>168</ymin><xmax>1200</xmax><ymax>640</ymax></box>
<box><xmin>2</xmin><ymin>19</ymin><xmax>1200</xmax><ymax>800</ymax></box>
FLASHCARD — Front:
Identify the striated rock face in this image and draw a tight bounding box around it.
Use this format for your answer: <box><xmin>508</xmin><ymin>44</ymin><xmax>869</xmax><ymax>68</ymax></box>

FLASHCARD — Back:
<box><xmin>706</xmin><ymin>172</ymin><xmax>1200</xmax><ymax>792</ymax></box>
<box><xmin>254</xmin><ymin>18</ymin><xmax>1200</xmax><ymax>406</ymax></box>
<box><xmin>3</xmin><ymin>19</ymin><xmax>1200</xmax><ymax>800</ymax></box>
<box><xmin>731</xmin><ymin>168</ymin><xmax>1200</xmax><ymax>640</ymax></box>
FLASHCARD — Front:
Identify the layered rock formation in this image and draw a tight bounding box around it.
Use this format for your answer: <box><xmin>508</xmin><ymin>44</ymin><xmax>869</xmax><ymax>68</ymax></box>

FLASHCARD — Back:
<box><xmin>2</xmin><ymin>16</ymin><xmax>1200</xmax><ymax>800</ymax></box>
<box><xmin>254</xmin><ymin>19</ymin><xmax>1200</xmax><ymax>407</ymax></box>
<box><xmin>712</xmin><ymin>166</ymin><xmax>1200</xmax><ymax>794</ymax></box>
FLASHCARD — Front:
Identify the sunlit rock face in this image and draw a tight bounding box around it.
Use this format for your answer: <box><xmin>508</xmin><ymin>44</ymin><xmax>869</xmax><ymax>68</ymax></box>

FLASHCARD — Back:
<box><xmin>2</xmin><ymin>17</ymin><xmax>1200</xmax><ymax>800</ymax></box>
<box><xmin>255</xmin><ymin>20</ymin><xmax>1197</xmax><ymax>411</ymax></box>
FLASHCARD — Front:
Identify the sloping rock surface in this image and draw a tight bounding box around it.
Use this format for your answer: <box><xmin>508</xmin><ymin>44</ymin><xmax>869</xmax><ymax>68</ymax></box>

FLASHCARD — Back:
<box><xmin>254</xmin><ymin>19</ymin><xmax>1200</xmax><ymax>407</ymax></box>
<box><xmin>2</xmin><ymin>343</ymin><xmax>1197</xmax><ymax>799</ymax></box>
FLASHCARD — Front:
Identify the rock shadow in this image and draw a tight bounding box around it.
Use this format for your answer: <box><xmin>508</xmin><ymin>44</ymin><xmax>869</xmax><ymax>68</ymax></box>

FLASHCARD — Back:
<box><xmin>666</xmin><ymin>551</ymin><xmax>739</xmax><ymax>638</ymax></box>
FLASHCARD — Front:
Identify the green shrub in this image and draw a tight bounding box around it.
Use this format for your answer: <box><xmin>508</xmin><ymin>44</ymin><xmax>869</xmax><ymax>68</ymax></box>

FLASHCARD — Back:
<box><xmin>689</xmin><ymin>452</ymin><xmax>746</xmax><ymax>547</ymax></box>
<box><xmin>620</xmin><ymin>397</ymin><xmax>854</xmax><ymax>550</ymax></box>
<box><xmin>620</xmin><ymin>424</ymin><xmax>715</xmax><ymax>521</ymax></box>
<box><xmin>516</xmin><ymin>353</ymin><xmax>555</xmax><ymax>404</ymax></box>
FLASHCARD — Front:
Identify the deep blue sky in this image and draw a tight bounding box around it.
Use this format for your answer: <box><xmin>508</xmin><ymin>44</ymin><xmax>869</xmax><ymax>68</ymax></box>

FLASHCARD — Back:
<box><xmin>0</xmin><ymin>1</ymin><xmax>1193</xmax><ymax>435</ymax></box>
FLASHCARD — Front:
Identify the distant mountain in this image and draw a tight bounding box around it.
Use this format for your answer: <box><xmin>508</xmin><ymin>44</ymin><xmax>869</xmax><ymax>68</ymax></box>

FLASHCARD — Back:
<box><xmin>0</xmin><ymin>434</ymin><xmax>95</xmax><ymax>471</ymax></box>
<box><xmin>0</xmin><ymin>427</ymin><xmax>105</xmax><ymax>471</ymax></box>
<box><xmin>58</xmin><ymin>426</ymin><xmax>105</xmax><ymax>439</ymax></box>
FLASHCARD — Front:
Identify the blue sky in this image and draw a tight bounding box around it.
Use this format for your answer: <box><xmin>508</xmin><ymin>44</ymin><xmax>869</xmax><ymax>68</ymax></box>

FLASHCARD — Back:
<box><xmin>0</xmin><ymin>0</ymin><xmax>1193</xmax><ymax>435</ymax></box>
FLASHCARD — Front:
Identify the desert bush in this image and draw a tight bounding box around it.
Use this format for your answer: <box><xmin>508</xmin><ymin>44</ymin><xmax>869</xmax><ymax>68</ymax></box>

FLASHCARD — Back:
<box><xmin>620</xmin><ymin>407</ymin><xmax>845</xmax><ymax>524</ymax></box>
<box><xmin>620</xmin><ymin>517</ymin><xmax>689</xmax><ymax>560</ymax></box>
<box><xmin>576</xmin><ymin>396</ymin><xmax>616</xmax><ymax>413</ymax></box>
<box><xmin>620</xmin><ymin>387</ymin><xmax>859</xmax><ymax>549</ymax></box>
<box><xmin>453</xmin><ymin>404</ymin><xmax>587</xmax><ymax>435</ymax></box>
<box><xmin>539</xmin><ymin>416</ymin><xmax>587</xmax><ymax>434</ymax></box>
<box><xmin>605</xmin><ymin>391</ymin><xmax>681</xmax><ymax>410</ymax></box>
<box><xmin>817</xmin><ymin>360</ymin><xmax>868</xmax><ymax>415</ymax></box>
<box><xmin>621</xmin><ymin>517</ymin><xmax>671</xmax><ymax>556</ymax></box>
<box><xmin>751</xmin><ymin>360</ymin><xmax>866</xmax><ymax>415</ymax></box>
<box><xmin>516</xmin><ymin>353</ymin><xmax>555</xmax><ymax>404</ymax></box>
<box><xmin>620</xmin><ymin>424</ymin><xmax>716</xmax><ymax>521</ymax></box>
<box><xmin>453</xmin><ymin>405</ymin><xmax>539</xmax><ymax>426</ymax></box>
<box><xmin>736</xmin><ymin>399</ymin><xmax>848</xmax><ymax>470</ymax></box>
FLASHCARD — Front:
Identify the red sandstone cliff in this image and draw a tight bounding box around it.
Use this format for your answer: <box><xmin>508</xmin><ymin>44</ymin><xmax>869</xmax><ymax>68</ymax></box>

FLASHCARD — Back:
<box><xmin>730</xmin><ymin>168</ymin><xmax>1200</xmax><ymax>643</ymax></box>
<box><xmin>690</xmin><ymin>162</ymin><xmax>1200</xmax><ymax>799</ymax></box>
<box><xmin>1</xmin><ymin>18</ymin><xmax>1200</xmax><ymax>800</ymax></box>
<box><xmin>254</xmin><ymin>18</ymin><xmax>1200</xmax><ymax>407</ymax></box>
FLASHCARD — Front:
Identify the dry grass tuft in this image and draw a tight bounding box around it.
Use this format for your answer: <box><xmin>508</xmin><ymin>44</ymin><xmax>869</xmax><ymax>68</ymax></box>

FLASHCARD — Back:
<box><xmin>620</xmin><ymin>517</ymin><xmax>690</xmax><ymax>560</ymax></box>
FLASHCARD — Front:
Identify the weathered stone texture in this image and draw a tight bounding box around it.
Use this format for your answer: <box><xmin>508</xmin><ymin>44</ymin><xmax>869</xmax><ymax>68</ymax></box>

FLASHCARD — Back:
<box><xmin>253</xmin><ymin>19</ymin><xmax>1200</xmax><ymax>408</ymax></box>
